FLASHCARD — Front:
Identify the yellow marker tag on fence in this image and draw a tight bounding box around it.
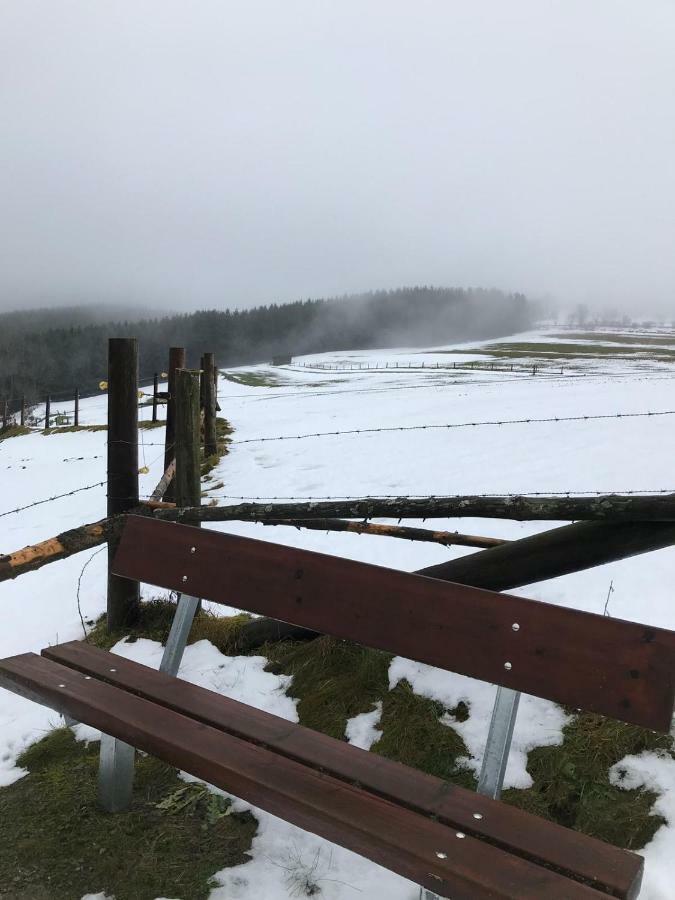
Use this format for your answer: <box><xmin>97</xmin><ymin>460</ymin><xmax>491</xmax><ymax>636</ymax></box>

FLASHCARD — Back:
<box><xmin>138</xmin><ymin>466</ymin><xmax>150</xmax><ymax>475</ymax></box>
<box><xmin>99</xmin><ymin>381</ymin><xmax>108</xmax><ymax>390</ymax></box>
<box><xmin>161</xmin><ymin>372</ymin><xmax>168</xmax><ymax>378</ymax></box>
<box><xmin>137</xmin><ymin>391</ymin><xmax>145</xmax><ymax>399</ymax></box>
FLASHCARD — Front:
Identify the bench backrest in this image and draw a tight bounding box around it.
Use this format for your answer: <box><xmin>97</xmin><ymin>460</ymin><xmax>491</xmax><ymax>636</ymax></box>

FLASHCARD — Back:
<box><xmin>113</xmin><ymin>515</ymin><xmax>675</xmax><ymax>731</ymax></box>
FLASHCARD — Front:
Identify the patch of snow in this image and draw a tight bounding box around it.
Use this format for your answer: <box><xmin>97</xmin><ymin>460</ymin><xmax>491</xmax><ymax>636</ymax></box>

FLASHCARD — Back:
<box><xmin>389</xmin><ymin>658</ymin><xmax>570</xmax><ymax>789</ymax></box>
<box><xmin>345</xmin><ymin>702</ymin><xmax>383</xmax><ymax>751</ymax></box>
<box><xmin>610</xmin><ymin>751</ymin><xmax>675</xmax><ymax>900</ymax></box>
<box><xmin>208</xmin><ymin>800</ymin><xmax>419</xmax><ymax>900</ymax></box>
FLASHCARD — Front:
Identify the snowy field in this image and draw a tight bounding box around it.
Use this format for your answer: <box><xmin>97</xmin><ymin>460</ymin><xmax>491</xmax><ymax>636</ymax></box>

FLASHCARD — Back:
<box><xmin>2</xmin><ymin>327</ymin><xmax>675</xmax><ymax>898</ymax></box>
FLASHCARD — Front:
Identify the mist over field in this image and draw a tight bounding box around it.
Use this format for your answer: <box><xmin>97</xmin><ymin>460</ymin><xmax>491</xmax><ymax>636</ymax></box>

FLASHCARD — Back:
<box><xmin>1</xmin><ymin>1</ymin><xmax>675</xmax><ymax>317</ymax></box>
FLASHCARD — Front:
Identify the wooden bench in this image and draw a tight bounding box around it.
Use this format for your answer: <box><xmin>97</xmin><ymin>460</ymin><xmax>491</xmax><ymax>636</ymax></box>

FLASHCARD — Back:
<box><xmin>2</xmin><ymin>515</ymin><xmax>675</xmax><ymax>899</ymax></box>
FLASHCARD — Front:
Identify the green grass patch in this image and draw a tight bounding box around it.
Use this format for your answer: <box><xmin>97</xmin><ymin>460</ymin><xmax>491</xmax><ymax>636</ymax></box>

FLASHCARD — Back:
<box><xmin>373</xmin><ymin>680</ymin><xmax>476</xmax><ymax>789</ymax></box>
<box><xmin>558</xmin><ymin>331</ymin><xmax>675</xmax><ymax>347</ymax></box>
<box><xmin>504</xmin><ymin>712</ymin><xmax>673</xmax><ymax>849</ymax></box>
<box><xmin>0</xmin><ymin>728</ymin><xmax>256</xmax><ymax>900</ymax></box>
<box><xmin>201</xmin><ymin>417</ymin><xmax>233</xmax><ymax>477</ymax></box>
<box><xmin>223</xmin><ymin>371</ymin><xmax>284</xmax><ymax>387</ymax></box>
<box><xmin>442</xmin><ymin>341</ymin><xmax>675</xmax><ymax>362</ymax></box>
<box><xmin>87</xmin><ymin>598</ymin><xmax>252</xmax><ymax>654</ymax></box>
<box><xmin>263</xmin><ymin>636</ymin><xmax>391</xmax><ymax>739</ymax></box>
<box><xmin>42</xmin><ymin>424</ymin><xmax>108</xmax><ymax>434</ymax></box>
<box><xmin>0</xmin><ymin>424</ymin><xmax>32</xmax><ymax>441</ymax></box>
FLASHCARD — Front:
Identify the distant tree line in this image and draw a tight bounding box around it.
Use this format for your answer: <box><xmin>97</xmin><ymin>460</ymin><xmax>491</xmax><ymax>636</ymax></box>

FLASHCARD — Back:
<box><xmin>0</xmin><ymin>286</ymin><xmax>532</xmax><ymax>414</ymax></box>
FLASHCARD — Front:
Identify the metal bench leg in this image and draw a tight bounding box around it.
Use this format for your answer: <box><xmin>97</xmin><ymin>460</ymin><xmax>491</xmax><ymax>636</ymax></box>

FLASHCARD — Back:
<box><xmin>418</xmin><ymin>687</ymin><xmax>520</xmax><ymax>900</ymax></box>
<box><xmin>476</xmin><ymin>686</ymin><xmax>521</xmax><ymax>800</ymax></box>
<box><xmin>97</xmin><ymin>593</ymin><xmax>200</xmax><ymax>812</ymax></box>
<box><xmin>158</xmin><ymin>593</ymin><xmax>201</xmax><ymax>677</ymax></box>
<box><xmin>98</xmin><ymin>734</ymin><xmax>135</xmax><ymax>812</ymax></box>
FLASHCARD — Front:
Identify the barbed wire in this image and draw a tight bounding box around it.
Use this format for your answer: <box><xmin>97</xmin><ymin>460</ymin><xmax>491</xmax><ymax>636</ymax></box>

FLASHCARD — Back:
<box><xmin>0</xmin><ymin>482</ymin><xmax>106</xmax><ymax>519</ymax></box>
<box><xmin>196</xmin><ymin>488</ymin><xmax>675</xmax><ymax>502</ymax></box>
<box><xmin>8</xmin><ymin>408</ymin><xmax>675</xmax><ymax>451</ymax></box>
<box><xmin>220</xmin><ymin>409</ymin><xmax>675</xmax><ymax>446</ymax></box>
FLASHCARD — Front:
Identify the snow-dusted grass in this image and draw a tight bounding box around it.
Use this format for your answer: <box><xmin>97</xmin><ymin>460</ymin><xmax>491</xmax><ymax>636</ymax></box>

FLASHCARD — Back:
<box><xmin>2</xmin><ymin>326</ymin><xmax>675</xmax><ymax>898</ymax></box>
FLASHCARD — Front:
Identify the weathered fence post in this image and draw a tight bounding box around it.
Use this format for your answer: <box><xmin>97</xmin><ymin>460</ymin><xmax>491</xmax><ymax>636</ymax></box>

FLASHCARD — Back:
<box><xmin>74</xmin><ymin>388</ymin><xmax>80</xmax><ymax>427</ymax></box>
<box><xmin>20</xmin><ymin>397</ymin><xmax>25</xmax><ymax>427</ymax></box>
<box><xmin>45</xmin><ymin>395</ymin><xmax>51</xmax><ymax>429</ymax></box>
<box><xmin>175</xmin><ymin>369</ymin><xmax>202</xmax><ymax>515</ymax></box>
<box><xmin>202</xmin><ymin>352</ymin><xmax>218</xmax><ymax>458</ymax></box>
<box><xmin>107</xmin><ymin>337</ymin><xmax>140</xmax><ymax>630</ymax></box>
<box><xmin>152</xmin><ymin>373</ymin><xmax>159</xmax><ymax>423</ymax></box>
<box><xmin>99</xmin><ymin>337</ymin><xmax>140</xmax><ymax>814</ymax></box>
<box><xmin>163</xmin><ymin>347</ymin><xmax>186</xmax><ymax>502</ymax></box>
<box><xmin>157</xmin><ymin>367</ymin><xmax>203</xmax><ymax>666</ymax></box>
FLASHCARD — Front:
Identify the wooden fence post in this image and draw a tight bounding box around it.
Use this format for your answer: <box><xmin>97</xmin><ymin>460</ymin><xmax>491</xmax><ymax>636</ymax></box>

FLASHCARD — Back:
<box><xmin>20</xmin><ymin>397</ymin><xmax>25</xmax><ymax>427</ymax></box>
<box><xmin>152</xmin><ymin>373</ymin><xmax>159</xmax><ymax>423</ymax></box>
<box><xmin>163</xmin><ymin>347</ymin><xmax>186</xmax><ymax>502</ymax></box>
<box><xmin>45</xmin><ymin>395</ymin><xmax>51</xmax><ymax>429</ymax></box>
<box><xmin>202</xmin><ymin>352</ymin><xmax>218</xmax><ymax>458</ymax></box>
<box><xmin>74</xmin><ymin>387</ymin><xmax>80</xmax><ymax>427</ymax></box>
<box><xmin>107</xmin><ymin>338</ymin><xmax>140</xmax><ymax>630</ymax></box>
<box><xmin>175</xmin><ymin>368</ymin><xmax>202</xmax><ymax>612</ymax></box>
<box><xmin>175</xmin><ymin>370</ymin><xmax>202</xmax><ymax>511</ymax></box>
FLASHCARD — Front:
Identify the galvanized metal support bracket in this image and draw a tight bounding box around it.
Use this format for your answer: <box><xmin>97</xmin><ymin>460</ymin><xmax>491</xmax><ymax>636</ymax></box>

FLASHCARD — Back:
<box><xmin>97</xmin><ymin>593</ymin><xmax>200</xmax><ymax>812</ymax></box>
<box><xmin>159</xmin><ymin>593</ymin><xmax>201</xmax><ymax>677</ymax></box>
<box><xmin>418</xmin><ymin>685</ymin><xmax>521</xmax><ymax>900</ymax></box>
<box><xmin>98</xmin><ymin>734</ymin><xmax>135</xmax><ymax>812</ymax></box>
<box><xmin>477</xmin><ymin>686</ymin><xmax>521</xmax><ymax>800</ymax></box>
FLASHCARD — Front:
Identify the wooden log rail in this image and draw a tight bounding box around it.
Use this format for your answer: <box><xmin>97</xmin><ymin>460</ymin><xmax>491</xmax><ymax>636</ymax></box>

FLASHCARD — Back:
<box><xmin>152</xmin><ymin>493</ymin><xmax>675</xmax><ymax>525</ymax></box>
<box><xmin>4</xmin><ymin>494</ymin><xmax>675</xmax><ymax>608</ymax></box>
<box><xmin>262</xmin><ymin>518</ymin><xmax>507</xmax><ymax>549</ymax></box>
<box><xmin>0</xmin><ymin>459</ymin><xmax>176</xmax><ymax>584</ymax></box>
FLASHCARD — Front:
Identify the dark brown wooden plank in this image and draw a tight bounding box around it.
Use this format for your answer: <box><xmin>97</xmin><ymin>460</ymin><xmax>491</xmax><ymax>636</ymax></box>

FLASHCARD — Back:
<box><xmin>0</xmin><ymin>653</ymin><xmax>613</xmax><ymax>900</ymax></box>
<box><xmin>113</xmin><ymin>516</ymin><xmax>675</xmax><ymax>730</ymax></box>
<box><xmin>44</xmin><ymin>640</ymin><xmax>643</xmax><ymax>899</ymax></box>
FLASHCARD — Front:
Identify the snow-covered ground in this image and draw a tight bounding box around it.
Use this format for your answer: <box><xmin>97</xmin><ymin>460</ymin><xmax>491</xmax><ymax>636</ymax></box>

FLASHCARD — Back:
<box><xmin>2</xmin><ymin>327</ymin><xmax>675</xmax><ymax>899</ymax></box>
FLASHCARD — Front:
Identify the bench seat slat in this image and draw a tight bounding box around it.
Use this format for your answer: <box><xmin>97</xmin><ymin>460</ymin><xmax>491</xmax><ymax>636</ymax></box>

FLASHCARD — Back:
<box><xmin>43</xmin><ymin>640</ymin><xmax>643</xmax><ymax>900</ymax></box>
<box><xmin>0</xmin><ymin>652</ymin><xmax>626</xmax><ymax>900</ymax></box>
<box><xmin>113</xmin><ymin>516</ymin><xmax>675</xmax><ymax>730</ymax></box>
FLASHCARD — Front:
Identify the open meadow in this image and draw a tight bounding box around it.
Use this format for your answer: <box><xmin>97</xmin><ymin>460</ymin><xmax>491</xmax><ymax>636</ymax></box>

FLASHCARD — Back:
<box><xmin>2</xmin><ymin>325</ymin><xmax>675</xmax><ymax>899</ymax></box>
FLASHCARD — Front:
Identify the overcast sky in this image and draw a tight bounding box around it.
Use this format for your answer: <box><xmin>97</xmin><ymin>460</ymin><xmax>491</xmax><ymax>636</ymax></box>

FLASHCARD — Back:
<box><xmin>1</xmin><ymin>1</ymin><xmax>674</xmax><ymax>315</ymax></box>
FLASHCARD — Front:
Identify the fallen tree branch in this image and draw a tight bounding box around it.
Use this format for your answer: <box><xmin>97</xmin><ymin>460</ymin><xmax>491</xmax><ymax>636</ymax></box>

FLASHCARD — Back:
<box><xmin>262</xmin><ymin>518</ymin><xmax>507</xmax><ymax>549</ymax></box>
<box><xmin>152</xmin><ymin>493</ymin><xmax>675</xmax><ymax>525</ymax></box>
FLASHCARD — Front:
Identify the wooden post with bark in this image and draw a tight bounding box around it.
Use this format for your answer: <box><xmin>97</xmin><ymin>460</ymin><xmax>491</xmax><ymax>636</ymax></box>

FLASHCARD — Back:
<box><xmin>107</xmin><ymin>338</ymin><xmax>140</xmax><ymax>630</ymax></box>
<box><xmin>45</xmin><ymin>395</ymin><xmax>51</xmax><ymax>429</ymax></box>
<box><xmin>74</xmin><ymin>387</ymin><xmax>80</xmax><ymax>427</ymax></box>
<box><xmin>202</xmin><ymin>352</ymin><xmax>218</xmax><ymax>457</ymax></box>
<box><xmin>152</xmin><ymin>373</ymin><xmax>159</xmax><ymax>423</ymax></box>
<box><xmin>20</xmin><ymin>397</ymin><xmax>25</xmax><ymax>427</ymax></box>
<box><xmin>175</xmin><ymin>370</ymin><xmax>201</xmax><ymax>510</ymax></box>
<box><xmin>163</xmin><ymin>347</ymin><xmax>186</xmax><ymax>502</ymax></box>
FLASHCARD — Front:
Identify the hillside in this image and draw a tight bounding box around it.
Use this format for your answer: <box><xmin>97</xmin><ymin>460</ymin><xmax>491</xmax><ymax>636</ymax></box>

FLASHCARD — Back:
<box><xmin>0</xmin><ymin>287</ymin><xmax>531</xmax><ymax>413</ymax></box>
